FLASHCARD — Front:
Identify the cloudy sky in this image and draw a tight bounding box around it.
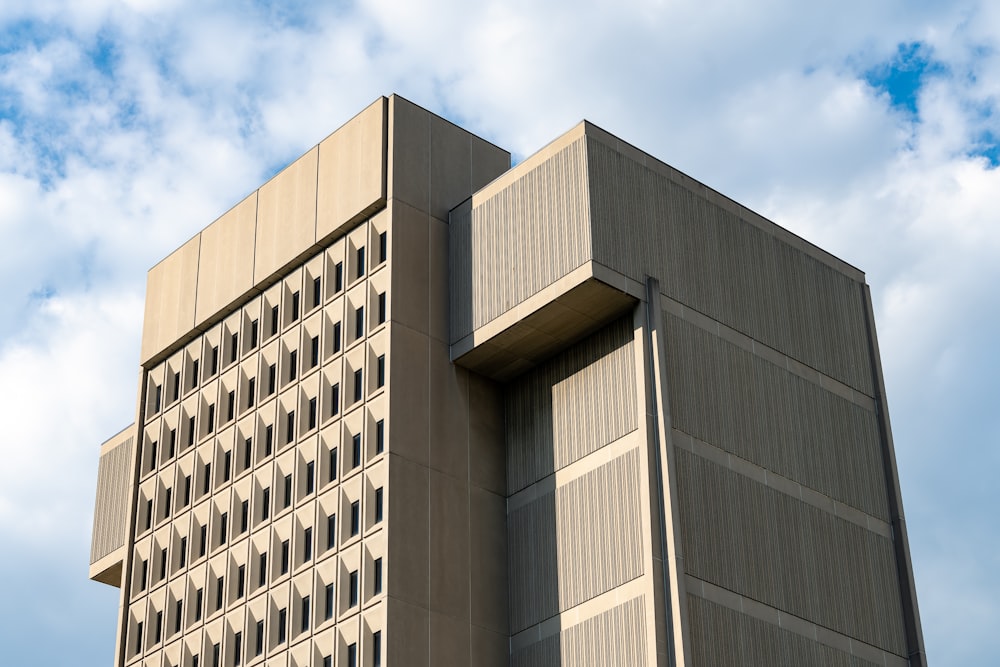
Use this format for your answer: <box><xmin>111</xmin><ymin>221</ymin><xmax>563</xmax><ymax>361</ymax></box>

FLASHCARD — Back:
<box><xmin>1</xmin><ymin>0</ymin><xmax>997</xmax><ymax>664</ymax></box>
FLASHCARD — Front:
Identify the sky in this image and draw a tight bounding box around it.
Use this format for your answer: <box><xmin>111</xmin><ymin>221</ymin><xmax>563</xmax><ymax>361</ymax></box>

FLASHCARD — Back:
<box><xmin>0</xmin><ymin>0</ymin><xmax>997</xmax><ymax>664</ymax></box>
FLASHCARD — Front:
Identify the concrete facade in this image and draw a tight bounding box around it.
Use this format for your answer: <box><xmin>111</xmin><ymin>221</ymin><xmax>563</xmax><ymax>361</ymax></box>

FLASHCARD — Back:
<box><xmin>91</xmin><ymin>95</ymin><xmax>925</xmax><ymax>666</ymax></box>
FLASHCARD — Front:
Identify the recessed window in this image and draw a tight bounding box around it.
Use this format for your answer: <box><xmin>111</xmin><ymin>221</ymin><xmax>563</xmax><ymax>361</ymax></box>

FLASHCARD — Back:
<box><xmin>183</xmin><ymin>475</ymin><xmax>191</xmax><ymax>506</ymax></box>
<box><xmin>134</xmin><ymin>621</ymin><xmax>143</xmax><ymax>655</ymax></box>
<box><xmin>312</xmin><ymin>276</ymin><xmax>322</xmax><ymax>309</ymax></box>
<box><xmin>212</xmin><ymin>642</ymin><xmax>220</xmax><ymax>667</ymax></box>
<box><xmin>233</xmin><ymin>631</ymin><xmax>242</xmax><ymax>666</ymax></box>
<box><xmin>327</xmin><ymin>513</ymin><xmax>336</xmax><ymax>549</ymax></box>
<box><xmin>206</xmin><ymin>404</ymin><xmax>215</xmax><ymax>434</ymax></box>
<box><xmin>191</xmin><ymin>360</ymin><xmax>200</xmax><ymax>389</ymax></box>
<box><xmin>378</xmin><ymin>231</ymin><xmax>387</xmax><ymax>264</ymax></box>
<box><xmin>154</xmin><ymin>384</ymin><xmax>162</xmax><ymax>413</ymax></box>
<box><xmin>144</xmin><ymin>499</ymin><xmax>152</xmax><ymax>531</ymax></box>
<box><xmin>277</xmin><ymin>607</ymin><xmax>287</xmax><ymax>644</ymax></box>
<box><xmin>255</xmin><ymin>619</ymin><xmax>264</xmax><ymax>656</ymax></box>
<box><xmin>355</xmin><ymin>307</ymin><xmax>365</xmax><ymax>339</ymax></box>
<box><xmin>164</xmin><ymin>488</ymin><xmax>172</xmax><ymax>518</ymax></box>
<box><xmin>286</xmin><ymin>410</ymin><xmax>296</xmax><ymax>443</ymax></box>
<box><xmin>227</xmin><ymin>390</ymin><xmax>235</xmax><ymax>421</ymax></box>
<box><xmin>331</xmin><ymin>383</ymin><xmax>340</xmax><ymax>417</ymax></box>
<box><xmin>356</xmin><ymin>246</ymin><xmax>365</xmax><ymax>279</ymax></box>
<box><xmin>237</xmin><ymin>564</ymin><xmax>246</xmax><ymax>598</ymax></box>
<box><xmin>375</xmin><ymin>419</ymin><xmax>384</xmax><ymax>454</ymax></box>
<box><xmin>270</xmin><ymin>305</ymin><xmax>279</xmax><ymax>338</ymax></box>
<box><xmin>194</xmin><ymin>588</ymin><xmax>203</xmax><ymax>621</ymax></box>
<box><xmin>377</xmin><ymin>292</ymin><xmax>386</xmax><ymax>324</ymax></box>
<box><xmin>280</xmin><ymin>540</ymin><xmax>290</xmax><ymax>575</ymax></box>
<box><xmin>210</xmin><ymin>346</ymin><xmax>219</xmax><ymax>376</ymax></box>
<box><xmin>333</xmin><ymin>322</ymin><xmax>342</xmax><ymax>353</ymax></box>
<box><xmin>306</xmin><ymin>460</ymin><xmax>315</xmax><ymax>494</ymax></box>
<box><xmin>350</xmin><ymin>501</ymin><xmax>360</xmax><ymax>536</ymax></box>
<box><xmin>373</xmin><ymin>630</ymin><xmax>382</xmax><ymax>667</ymax></box>
<box><xmin>159</xmin><ymin>547</ymin><xmax>167</xmax><ymax>581</ymax></box>
<box><xmin>247</xmin><ymin>377</ymin><xmax>256</xmax><ymax>408</ymax></box>
<box><xmin>265</xmin><ymin>425</ymin><xmax>273</xmax><ymax>456</ymax></box>
<box><xmin>289</xmin><ymin>350</ymin><xmax>298</xmax><ymax>382</ymax></box>
<box><xmin>310</xmin><ymin>336</ymin><xmax>319</xmax><ymax>368</ymax></box>
<box><xmin>267</xmin><ymin>364</ymin><xmax>276</xmax><ymax>395</ymax></box>
<box><xmin>262</xmin><ymin>488</ymin><xmax>270</xmax><ymax>520</ymax></box>
<box><xmin>283</xmin><ymin>474</ymin><xmax>292</xmax><ymax>509</ymax></box>
<box><xmin>375</xmin><ymin>487</ymin><xmax>383</xmax><ymax>523</ymax></box>
<box><xmin>353</xmin><ymin>369</ymin><xmax>363</xmax><ymax>403</ymax></box>
<box><xmin>199</xmin><ymin>524</ymin><xmax>207</xmax><ymax>557</ymax></box>
<box><xmin>258</xmin><ymin>553</ymin><xmax>267</xmax><ymax>587</ymax></box>
<box><xmin>187</xmin><ymin>416</ymin><xmax>196</xmax><ymax>446</ymax></box>
<box><xmin>250</xmin><ymin>319</ymin><xmax>259</xmax><ymax>348</ymax></box>
<box><xmin>349</xmin><ymin>571</ymin><xmax>359</xmax><ymax>607</ymax></box>
<box><xmin>324</xmin><ymin>582</ymin><xmax>335</xmax><ymax>620</ymax></box>
<box><xmin>303</xmin><ymin>527</ymin><xmax>313</xmax><ymax>563</ymax></box>
<box><xmin>174</xmin><ymin>599</ymin><xmax>183</xmax><ymax>633</ymax></box>
<box><xmin>139</xmin><ymin>558</ymin><xmax>148</xmax><ymax>591</ymax></box>
<box><xmin>352</xmin><ymin>434</ymin><xmax>361</xmax><ymax>469</ymax></box>
<box><xmin>334</xmin><ymin>262</ymin><xmax>344</xmax><ymax>292</ymax></box>
<box><xmin>329</xmin><ymin>448</ymin><xmax>338</xmax><ymax>483</ymax></box>
<box><xmin>172</xmin><ymin>372</ymin><xmax>180</xmax><ymax>402</ymax></box>
<box><xmin>240</xmin><ymin>500</ymin><xmax>249</xmax><ymax>533</ymax></box>
<box><xmin>223</xmin><ymin>450</ymin><xmax>232</xmax><ymax>482</ymax></box>
<box><xmin>148</xmin><ymin>440</ymin><xmax>157</xmax><ymax>472</ymax></box>
<box><xmin>219</xmin><ymin>512</ymin><xmax>228</xmax><ymax>545</ymax></box>
<box><xmin>291</xmin><ymin>291</ymin><xmax>300</xmax><ymax>322</ymax></box>
<box><xmin>376</xmin><ymin>355</ymin><xmax>385</xmax><ymax>388</ymax></box>
<box><xmin>179</xmin><ymin>536</ymin><xmax>187</xmax><ymax>568</ymax></box>
<box><xmin>301</xmin><ymin>594</ymin><xmax>311</xmax><ymax>632</ymax></box>
<box><xmin>168</xmin><ymin>429</ymin><xmax>176</xmax><ymax>458</ymax></box>
<box><xmin>244</xmin><ymin>437</ymin><xmax>253</xmax><ymax>469</ymax></box>
<box><xmin>347</xmin><ymin>642</ymin><xmax>357</xmax><ymax>667</ymax></box>
<box><xmin>203</xmin><ymin>462</ymin><xmax>211</xmax><ymax>494</ymax></box>
<box><xmin>215</xmin><ymin>574</ymin><xmax>224</xmax><ymax>610</ymax></box>
<box><xmin>374</xmin><ymin>558</ymin><xmax>383</xmax><ymax>595</ymax></box>
<box><xmin>308</xmin><ymin>397</ymin><xmax>317</xmax><ymax>430</ymax></box>
<box><xmin>230</xmin><ymin>332</ymin><xmax>239</xmax><ymax>364</ymax></box>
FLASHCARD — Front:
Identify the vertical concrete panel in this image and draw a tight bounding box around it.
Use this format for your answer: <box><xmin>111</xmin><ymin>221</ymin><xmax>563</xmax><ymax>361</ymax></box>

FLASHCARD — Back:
<box><xmin>195</xmin><ymin>193</ymin><xmax>257</xmax><ymax>326</ymax></box>
<box><xmin>141</xmin><ymin>235</ymin><xmax>201</xmax><ymax>364</ymax></box>
<box><xmin>253</xmin><ymin>147</ymin><xmax>318</xmax><ymax>284</ymax></box>
<box><xmin>316</xmin><ymin>98</ymin><xmax>387</xmax><ymax>241</ymax></box>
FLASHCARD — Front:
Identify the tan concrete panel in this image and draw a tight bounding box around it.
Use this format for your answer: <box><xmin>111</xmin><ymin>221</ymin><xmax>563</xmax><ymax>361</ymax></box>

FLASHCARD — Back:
<box><xmin>388</xmin><ymin>95</ymin><xmax>431</xmax><ymax>215</ymax></box>
<box><xmin>195</xmin><ymin>192</ymin><xmax>257</xmax><ymax>326</ymax></box>
<box><xmin>141</xmin><ymin>235</ymin><xmax>200</xmax><ymax>363</ymax></box>
<box><xmin>316</xmin><ymin>97</ymin><xmax>387</xmax><ymax>241</ymax></box>
<box><xmin>253</xmin><ymin>147</ymin><xmax>318</xmax><ymax>284</ymax></box>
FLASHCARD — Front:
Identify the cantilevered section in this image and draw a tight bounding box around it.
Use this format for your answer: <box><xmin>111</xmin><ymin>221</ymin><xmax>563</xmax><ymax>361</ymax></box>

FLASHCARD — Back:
<box><xmin>90</xmin><ymin>425</ymin><xmax>135</xmax><ymax>587</ymax></box>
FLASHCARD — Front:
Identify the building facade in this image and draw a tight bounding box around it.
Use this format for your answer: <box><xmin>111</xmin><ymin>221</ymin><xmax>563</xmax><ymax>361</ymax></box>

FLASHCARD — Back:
<box><xmin>90</xmin><ymin>95</ymin><xmax>925</xmax><ymax>667</ymax></box>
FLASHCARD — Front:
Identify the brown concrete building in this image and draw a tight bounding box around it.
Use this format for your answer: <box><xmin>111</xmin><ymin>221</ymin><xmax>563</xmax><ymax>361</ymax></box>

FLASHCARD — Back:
<box><xmin>89</xmin><ymin>95</ymin><xmax>925</xmax><ymax>667</ymax></box>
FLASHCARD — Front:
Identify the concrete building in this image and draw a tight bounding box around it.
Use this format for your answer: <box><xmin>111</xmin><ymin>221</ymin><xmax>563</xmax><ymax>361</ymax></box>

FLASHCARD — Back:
<box><xmin>89</xmin><ymin>94</ymin><xmax>925</xmax><ymax>667</ymax></box>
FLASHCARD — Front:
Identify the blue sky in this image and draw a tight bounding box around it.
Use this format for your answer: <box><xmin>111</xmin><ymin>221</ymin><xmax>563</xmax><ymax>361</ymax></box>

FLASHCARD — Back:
<box><xmin>1</xmin><ymin>1</ymin><xmax>998</xmax><ymax>664</ymax></box>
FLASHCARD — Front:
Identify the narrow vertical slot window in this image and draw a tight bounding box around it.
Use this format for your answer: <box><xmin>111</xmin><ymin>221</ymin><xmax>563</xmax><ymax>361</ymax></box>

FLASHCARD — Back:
<box><xmin>244</xmin><ymin>437</ymin><xmax>252</xmax><ymax>469</ymax></box>
<box><xmin>280</xmin><ymin>540</ymin><xmax>290</xmax><ymax>575</ymax></box>
<box><xmin>353</xmin><ymin>369</ymin><xmax>363</xmax><ymax>403</ymax></box>
<box><xmin>373</xmin><ymin>630</ymin><xmax>382</xmax><ymax>667</ymax></box>
<box><xmin>203</xmin><ymin>463</ymin><xmax>211</xmax><ymax>494</ymax></box>
<box><xmin>277</xmin><ymin>608</ymin><xmax>287</xmax><ymax>644</ymax></box>
<box><xmin>306</xmin><ymin>460</ymin><xmax>315</xmax><ymax>494</ymax></box>
<box><xmin>258</xmin><ymin>553</ymin><xmax>267</xmax><ymax>587</ymax></box>
<box><xmin>283</xmin><ymin>474</ymin><xmax>292</xmax><ymax>509</ymax></box>
<box><xmin>349</xmin><ymin>571</ymin><xmax>359</xmax><ymax>607</ymax></box>
<box><xmin>303</xmin><ymin>527</ymin><xmax>312</xmax><ymax>562</ymax></box>
<box><xmin>333</xmin><ymin>322</ymin><xmax>342</xmax><ymax>353</ymax></box>
<box><xmin>265</xmin><ymin>425</ymin><xmax>273</xmax><ymax>455</ymax></box>
<box><xmin>199</xmin><ymin>524</ymin><xmax>207</xmax><ymax>557</ymax></box>
<box><xmin>191</xmin><ymin>359</ymin><xmax>199</xmax><ymax>389</ymax></box>
<box><xmin>291</xmin><ymin>291</ymin><xmax>300</xmax><ymax>322</ymax></box>
<box><xmin>240</xmin><ymin>500</ymin><xmax>249</xmax><ymax>533</ymax></box>
<box><xmin>378</xmin><ymin>231</ymin><xmax>387</xmax><ymax>263</ymax></box>
<box><xmin>331</xmin><ymin>383</ymin><xmax>340</xmax><ymax>416</ymax></box>
<box><xmin>194</xmin><ymin>588</ymin><xmax>203</xmax><ymax>621</ymax></box>
<box><xmin>376</xmin><ymin>355</ymin><xmax>385</xmax><ymax>388</ymax></box>
<box><xmin>223</xmin><ymin>450</ymin><xmax>232</xmax><ymax>482</ymax></box>
<box><xmin>215</xmin><ymin>575</ymin><xmax>224</xmax><ymax>611</ymax></box>
<box><xmin>289</xmin><ymin>350</ymin><xmax>298</xmax><ymax>381</ymax></box>
<box><xmin>134</xmin><ymin>621</ymin><xmax>143</xmax><ymax>655</ymax></box>
<box><xmin>173</xmin><ymin>372</ymin><xmax>180</xmax><ymax>401</ymax></box>
<box><xmin>347</xmin><ymin>643</ymin><xmax>357</xmax><ymax>667</ymax></box>
<box><xmin>233</xmin><ymin>631</ymin><xmax>242</xmax><ymax>666</ymax></box>
<box><xmin>300</xmin><ymin>595</ymin><xmax>310</xmax><ymax>632</ymax></box>
<box><xmin>219</xmin><ymin>512</ymin><xmax>228</xmax><ymax>545</ymax></box>
<box><xmin>377</xmin><ymin>292</ymin><xmax>386</xmax><ymax>324</ymax></box>
<box><xmin>168</xmin><ymin>429</ymin><xmax>176</xmax><ymax>458</ymax></box>
<box><xmin>164</xmin><ymin>488</ymin><xmax>172</xmax><ymax>519</ymax></box>
<box><xmin>356</xmin><ymin>247</ymin><xmax>365</xmax><ymax>279</ymax></box>
<box><xmin>179</xmin><ymin>536</ymin><xmax>187</xmax><ymax>568</ymax></box>
<box><xmin>250</xmin><ymin>319</ymin><xmax>259</xmax><ymax>348</ymax></box>
<box><xmin>227</xmin><ymin>391</ymin><xmax>235</xmax><ymax>421</ymax></box>
<box><xmin>375</xmin><ymin>487</ymin><xmax>383</xmax><ymax>523</ymax></box>
<box><xmin>354</xmin><ymin>306</ymin><xmax>364</xmax><ymax>339</ymax></box>
<box><xmin>255</xmin><ymin>619</ymin><xmax>264</xmax><ymax>655</ymax></box>
<box><xmin>268</xmin><ymin>364</ymin><xmax>276</xmax><ymax>395</ymax></box>
<box><xmin>210</xmin><ymin>346</ymin><xmax>219</xmax><ymax>375</ymax></box>
<box><xmin>247</xmin><ymin>377</ymin><xmax>256</xmax><ymax>408</ymax></box>
<box><xmin>230</xmin><ymin>332</ymin><xmax>239</xmax><ymax>364</ymax></box>
<box><xmin>329</xmin><ymin>448</ymin><xmax>338</xmax><ymax>482</ymax></box>
<box><xmin>334</xmin><ymin>262</ymin><xmax>343</xmax><ymax>292</ymax></box>
<box><xmin>174</xmin><ymin>600</ymin><xmax>182</xmax><ymax>633</ymax></box>
<box><xmin>184</xmin><ymin>475</ymin><xmax>191</xmax><ymax>506</ymax></box>
<box><xmin>375</xmin><ymin>419</ymin><xmax>384</xmax><ymax>454</ymax></box>
<box><xmin>154</xmin><ymin>384</ymin><xmax>162</xmax><ymax>413</ymax></box>
<box><xmin>286</xmin><ymin>410</ymin><xmax>295</xmax><ymax>443</ymax></box>
<box><xmin>270</xmin><ymin>305</ymin><xmax>279</xmax><ymax>337</ymax></box>
<box><xmin>312</xmin><ymin>276</ymin><xmax>322</xmax><ymax>308</ymax></box>
<box><xmin>326</xmin><ymin>513</ymin><xmax>336</xmax><ymax>549</ymax></box>
<box><xmin>350</xmin><ymin>501</ymin><xmax>360</xmax><ymax>536</ymax></box>
<box><xmin>374</xmin><ymin>557</ymin><xmax>383</xmax><ymax>594</ymax></box>
<box><xmin>188</xmin><ymin>416</ymin><xmax>196</xmax><ymax>446</ymax></box>
<box><xmin>237</xmin><ymin>564</ymin><xmax>245</xmax><ymax>598</ymax></box>
<box><xmin>310</xmin><ymin>336</ymin><xmax>319</xmax><ymax>368</ymax></box>
<box><xmin>262</xmin><ymin>488</ymin><xmax>270</xmax><ymax>520</ymax></box>
<box><xmin>308</xmin><ymin>397</ymin><xmax>317</xmax><ymax>430</ymax></box>
<box><xmin>351</xmin><ymin>434</ymin><xmax>361</xmax><ymax>469</ymax></box>
<box><xmin>324</xmin><ymin>582</ymin><xmax>334</xmax><ymax>620</ymax></box>
<box><xmin>206</xmin><ymin>404</ymin><xmax>215</xmax><ymax>434</ymax></box>
<box><xmin>148</xmin><ymin>441</ymin><xmax>157</xmax><ymax>473</ymax></box>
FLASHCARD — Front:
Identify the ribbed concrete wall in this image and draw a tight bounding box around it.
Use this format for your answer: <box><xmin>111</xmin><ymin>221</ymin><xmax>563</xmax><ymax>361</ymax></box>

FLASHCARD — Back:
<box><xmin>676</xmin><ymin>450</ymin><xmax>907</xmax><ymax>655</ymax></box>
<box><xmin>505</xmin><ymin>317</ymin><xmax>636</xmax><ymax>493</ymax></box>
<box><xmin>91</xmin><ymin>434</ymin><xmax>135</xmax><ymax>564</ymax></box>
<box><xmin>508</xmin><ymin>447</ymin><xmax>644</xmax><ymax>633</ymax></box>
<box><xmin>510</xmin><ymin>596</ymin><xmax>647</xmax><ymax>667</ymax></box>
<box><xmin>687</xmin><ymin>596</ymin><xmax>881</xmax><ymax>667</ymax></box>
<box><xmin>450</xmin><ymin>136</ymin><xmax>591</xmax><ymax>342</ymax></box>
<box><xmin>663</xmin><ymin>314</ymin><xmax>889</xmax><ymax>520</ymax></box>
<box><xmin>587</xmin><ymin>136</ymin><xmax>872</xmax><ymax>395</ymax></box>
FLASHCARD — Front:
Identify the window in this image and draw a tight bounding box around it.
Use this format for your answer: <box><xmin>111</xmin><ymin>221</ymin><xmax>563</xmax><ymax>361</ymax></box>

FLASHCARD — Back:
<box><xmin>356</xmin><ymin>246</ymin><xmax>366</xmax><ymax>279</ymax></box>
<box><xmin>324</xmin><ymin>582</ymin><xmax>335</xmax><ymax>620</ymax></box>
<box><xmin>188</xmin><ymin>416</ymin><xmax>196</xmax><ymax>446</ymax></box>
<box><xmin>237</xmin><ymin>564</ymin><xmax>246</xmax><ymax>598</ymax></box>
<box><xmin>134</xmin><ymin>621</ymin><xmax>143</xmax><ymax>654</ymax></box>
<box><xmin>193</xmin><ymin>654</ymin><xmax>200</xmax><ymax>667</ymax></box>
<box><xmin>149</xmin><ymin>441</ymin><xmax>157</xmax><ymax>472</ymax></box>
<box><xmin>212</xmin><ymin>642</ymin><xmax>220</xmax><ymax>667</ymax></box>
<box><xmin>227</xmin><ymin>390</ymin><xmax>235</xmax><ymax>421</ymax></box>
<box><xmin>280</xmin><ymin>540</ymin><xmax>290</xmax><ymax>575</ymax></box>
<box><xmin>247</xmin><ymin>377</ymin><xmax>256</xmax><ymax>408</ymax></box>
<box><xmin>262</xmin><ymin>488</ymin><xmax>270</xmax><ymax>520</ymax></box>
<box><xmin>179</xmin><ymin>537</ymin><xmax>187</xmax><ymax>568</ymax></box>
<box><xmin>289</xmin><ymin>350</ymin><xmax>298</xmax><ymax>381</ymax></box>
<box><xmin>164</xmin><ymin>488</ymin><xmax>172</xmax><ymax>518</ymax></box>
<box><xmin>255</xmin><ymin>619</ymin><xmax>264</xmax><ymax>656</ymax></box>
<box><xmin>159</xmin><ymin>547</ymin><xmax>167</xmax><ymax>580</ymax></box>
<box><xmin>267</xmin><ymin>364</ymin><xmax>276</xmax><ymax>395</ymax></box>
<box><xmin>230</xmin><ymin>332</ymin><xmax>239</xmax><ymax>364</ymax></box>
<box><xmin>174</xmin><ymin>599</ymin><xmax>183</xmax><ymax>633</ymax></box>
<box><xmin>206</xmin><ymin>404</ymin><xmax>215</xmax><ymax>434</ymax></box>
<box><xmin>355</xmin><ymin>306</ymin><xmax>365</xmax><ymax>339</ymax></box>
<box><xmin>283</xmin><ymin>474</ymin><xmax>292</xmax><ymax>509</ymax></box>
<box><xmin>327</xmin><ymin>514</ymin><xmax>337</xmax><ymax>549</ymax></box>
<box><xmin>203</xmin><ymin>463</ymin><xmax>211</xmax><ymax>494</ymax></box>
<box><xmin>215</xmin><ymin>575</ymin><xmax>224</xmax><ymax>611</ymax></box>
<box><xmin>244</xmin><ymin>438</ymin><xmax>253</xmax><ymax>469</ymax></box>
<box><xmin>258</xmin><ymin>553</ymin><xmax>267</xmax><ymax>587</ymax></box>
<box><xmin>286</xmin><ymin>410</ymin><xmax>296</xmax><ymax>443</ymax></box>
<box><xmin>154</xmin><ymin>615</ymin><xmax>164</xmax><ymax>647</ymax></box>
<box><xmin>353</xmin><ymin>369</ymin><xmax>363</xmax><ymax>403</ymax></box>
<box><xmin>303</xmin><ymin>527</ymin><xmax>313</xmax><ymax>563</ymax></box>
<box><xmin>333</xmin><ymin>322</ymin><xmax>342</xmax><ymax>353</ymax></box>
<box><xmin>250</xmin><ymin>319</ymin><xmax>259</xmax><ymax>348</ymax></box>
<box><xmin>331</xmin><ymin>383</ymin><xmax>340</xmax><ymax>417</ymax></box>
<box><xmin>323</xmin><ymin>657</ymin><xmax>332</xmax><ymax>667</ymax></box>
<box><xmin>277</xmin><ymin>608</ymin><xmax>287</xmax><ymax>644</ymax></box>
<box><xmin>306</xmin><ymin>460</ymin><xmax>315</xmax><ymax>494</ymax></box>
<box><xmin>291</xmin><ymin>291</ymin><xmax>300</xmax><ymax>322</ymax></box>
<box><xmin>265</xmin><ymin>424</ymin><xmax>273</xmax><ymax>455</ymax></box>
<box><xmin>300</xmin><ymin>595</ymin><xmax>311</xmax><ymax>632</ymax></box>
<box><xmin>375</xmin><ymin>488</ymin><xmax>384</xmax><ymax>523</ymax></box>
<box><xmin>219</xmin><ymin>512</ymin><xmax>228</xmax><ymax>545</ymax></box>
<box><xmin>310</xmin><ymin>336</ymin><xmax>320</xmax><ymax>368</ymax></box>
<box><xmin>191</xmin><ymin>359</ymin><xmax>200</xmax><ymax>389</ymax></box>
<box><xmin>240</xmin><ymin>500</ymin><xmax>249</xmax><ymax>533</ymax></box>
<box><xmin>233</xmin><ymin>631</ymin><xmax>243</xmax><ymax>666</ymax></box>
<box><xmin>154</xmin><ymin>384</ymin><xmax>162</xmax><ymax>413</ymax></box>
<box><xmin>375</xmin><ymin>419</ymin><xmax>384</xmax><ymax>454</ymax></box>
<box><xmin>194</xmin><ymin>588</ymin><xmax>203</xmax><ymax>621</ymax></box>
<box><xmin>377</xmin><ymin>292</ymin><xmax>386</xmax><ymax>324</ymax></box>
<box><xmin>378</xmin><ymin>231</ymin><xmax>387</xmax><ymax>263</ymax></box>
<box><xmin>270</xmin><ymin>305</ymin><xmax>279</xmax><ymax>337</ymax></box>
<box><xmin>374</xmin><ymin>557</ymin><xmax>383</xmax><ymax>594</ymax></box>
<box><xmin>352</xmin><ymin>434</ymin><xmax>361</xmax><ymax>469</ymax></box>
<box><xmin>210</xmin><ymin>346</ymin><xmax>219</xmax><ymax>375</ymax></box>
<box><xmin>329</xmin><ymin>448</ymin><xmax>338</xmax><ymax>482</ymax></box>
<box><xmin>144</xmin><ymin>499</ymin><xmax>152</xmax><ymax>531</ymax></box>
<box><xmin>139</xmin><ymin>559</ymin><xmax>148</xmax><ymax>591</ymax></box>
<box><xmin>349</xmin><ymin>571</ymin><xmax>359</xmax><ymax>607</ymax></box>
<box><xmin>223</xmin><ymin>450</ymin><xmax>232</xmax><ymax>482</ymax></box>
<box><xmin>184</xmin><ymin>475</ymin><xmax>191</xmax><ymax>506</ymax></box>
<box><xmin>373</xmin><ymin>631</ymin><xmax>383</xmax><ymax>667</ymax></box>
<box><xmin>199</xmin><ymin>524</ymin><xmax>207</xmax><ymax>557</ymax></box>
<box><xmin>173</xmin><ymin>372</ymin><xmax>180</xmax><ymax>401</ymax></box>
<box><xmin>169</xmin><ymin>429</ymin><xmax>177</xmax><ymax>458</ymax></box>
<box><xmin>350</xmin><ymin>501</ymin><xmax>360</xmax><ymax>536</ymax></box>
<box><xmin>312</xmin><ymin>276</ymin><xmax>322</xmax><ymax>309</ymax></box>
<box><xmin>334</xmin><ymin>262</ymin><xmax>344</xmax><ymax>292</ymax></box>
<box><xmin>376</xmin><ymin>355</ymin><xmax>385</xmax><ymax>388</ymax></box>
<box><xmin>308</xmin><ymin>397</ymin><xmax>317</xmax><ymax>430</ymax></box>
